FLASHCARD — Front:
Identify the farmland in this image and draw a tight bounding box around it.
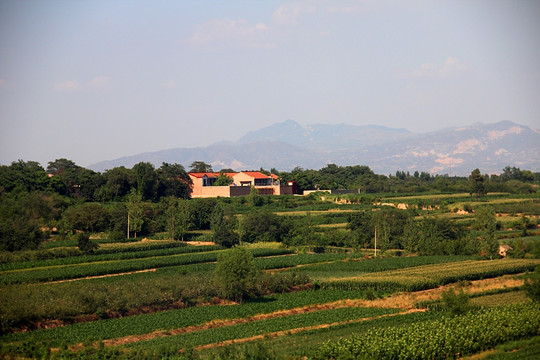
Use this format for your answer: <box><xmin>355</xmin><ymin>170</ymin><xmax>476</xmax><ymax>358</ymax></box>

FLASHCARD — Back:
<box><xmin>1</xmin><ymin>186</ymin><xmax>540</xmax><ymax>359</ymax></box>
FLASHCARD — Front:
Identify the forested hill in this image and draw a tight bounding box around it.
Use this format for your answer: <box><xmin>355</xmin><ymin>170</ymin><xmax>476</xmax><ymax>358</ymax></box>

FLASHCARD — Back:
<box><xmin>88</xmin><ymin>120</ymin><xmax>540</xmax><ymax>175</ymax></box>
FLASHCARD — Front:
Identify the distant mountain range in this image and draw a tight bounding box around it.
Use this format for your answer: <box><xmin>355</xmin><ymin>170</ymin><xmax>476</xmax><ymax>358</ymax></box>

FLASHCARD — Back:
<box><xmin>88</xmin><ymin>120</ymin><xmax>540</xmax><ymax>175</ymax></box>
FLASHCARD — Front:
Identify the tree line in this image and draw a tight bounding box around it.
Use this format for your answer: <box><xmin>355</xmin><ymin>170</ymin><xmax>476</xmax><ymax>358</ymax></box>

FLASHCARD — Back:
<box><xmin>1</xmin><ymin>158</ymin><xmax>538</xmax><ymax>254</ymax></box>
<box><xmin>279</xmin><ymin>164</ymin><xmax>539</xmax><ymax>194</ymax></box>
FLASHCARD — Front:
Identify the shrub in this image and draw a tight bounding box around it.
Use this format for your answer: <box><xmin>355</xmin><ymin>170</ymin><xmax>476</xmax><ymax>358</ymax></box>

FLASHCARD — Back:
<box><xmin>214</xmin><ymin>247</ymin><xmax>258</xmax><ymax>303</ymax></box>
<box><xmin>77</xmin><ymin>233</ymin><xmax>99</xmax><ymax>254</ymax></box>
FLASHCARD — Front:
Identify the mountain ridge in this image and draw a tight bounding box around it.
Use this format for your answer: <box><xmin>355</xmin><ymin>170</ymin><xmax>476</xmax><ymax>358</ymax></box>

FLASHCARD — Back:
<box><xmin>88</xmin><ymin>120</ymin><xmax>540</xmax><ymax>175</ymax></box>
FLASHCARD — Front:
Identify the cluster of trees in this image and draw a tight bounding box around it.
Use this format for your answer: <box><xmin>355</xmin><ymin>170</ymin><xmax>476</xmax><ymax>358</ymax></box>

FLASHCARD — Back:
<box><xmin>1</xmin><ymin>158</ymin><xmax>538</xmax><ymax>253</ymax></box>
<box><xmin>279</xmin><ymin>164</ymin><xmax>539</xmax><ymax>194</ymax></box>
<box><xmin>0</xmin><ymin>159</ymin><xmax>193</xmax><ymax>202</ymax></box>
<box><xmin>347</xmin><ymin>206</ymin><xmax>500</xmax><ymax>257</ymax></box>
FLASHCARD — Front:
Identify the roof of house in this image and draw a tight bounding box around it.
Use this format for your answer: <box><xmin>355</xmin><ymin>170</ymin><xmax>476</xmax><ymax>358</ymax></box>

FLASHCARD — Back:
<box><xmin>189</xmin><ymin>172</ymin><xmax>237</xmax><ymax>178</ymax></box>
<box><xmin>240</xmin><ymin>171</ymin><xmax>271</xmax><ymax>179</ymax></box>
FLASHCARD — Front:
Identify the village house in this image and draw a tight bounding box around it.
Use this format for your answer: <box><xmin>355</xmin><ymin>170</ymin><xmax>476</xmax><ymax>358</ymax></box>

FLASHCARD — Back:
<box><xmin>188</xmin><ymin>171</ymin><xmax>294</xmax><ymax>198</ymax></box>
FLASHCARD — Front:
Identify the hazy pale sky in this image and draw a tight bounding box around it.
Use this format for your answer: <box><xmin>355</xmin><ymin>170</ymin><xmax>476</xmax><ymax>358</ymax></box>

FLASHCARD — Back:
<box><xmin>1</xmin><ymin>0</ymin><xmax>539</xmax><ymax>168</ymax></box>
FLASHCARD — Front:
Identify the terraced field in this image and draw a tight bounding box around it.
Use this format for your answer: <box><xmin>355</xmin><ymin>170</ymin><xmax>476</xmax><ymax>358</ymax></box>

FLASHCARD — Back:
<box><xmin>1</xmin><ymin>244</ymin><xmax>538</xmax><ymax>359</ymax></box>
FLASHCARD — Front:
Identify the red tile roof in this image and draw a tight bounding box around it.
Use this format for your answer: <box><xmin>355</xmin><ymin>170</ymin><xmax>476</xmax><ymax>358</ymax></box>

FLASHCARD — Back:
<box><xmin>241</xmin><ymin>171</ymin><xmax>271</xmax><ymax>179</ymax></box>
<box><xmin>189</xmin><ymin>172</ymin><xmax>237</xmax><ymax>178</ymax></box>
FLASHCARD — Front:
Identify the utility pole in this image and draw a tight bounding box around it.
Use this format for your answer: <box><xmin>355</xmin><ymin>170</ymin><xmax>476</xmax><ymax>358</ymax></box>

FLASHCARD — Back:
<box><xmin>374</xmin><ymin>225</ymin><xmax>377</xmax><ymax>258</ymax></box>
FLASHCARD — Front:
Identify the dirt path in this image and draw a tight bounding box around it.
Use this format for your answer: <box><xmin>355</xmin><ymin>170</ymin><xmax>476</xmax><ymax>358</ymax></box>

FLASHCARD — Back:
<box><xmin>94</xmin><ymin>275</ymin><xmax>523</xmax><ymax>349</ymax></box>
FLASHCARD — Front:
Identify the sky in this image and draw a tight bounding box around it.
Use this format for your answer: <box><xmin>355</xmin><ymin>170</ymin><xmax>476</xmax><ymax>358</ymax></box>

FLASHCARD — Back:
<box><xmin>1</xmin><ymin>0</ymin><xmax>539</xmax><ymax>168</ymax></box>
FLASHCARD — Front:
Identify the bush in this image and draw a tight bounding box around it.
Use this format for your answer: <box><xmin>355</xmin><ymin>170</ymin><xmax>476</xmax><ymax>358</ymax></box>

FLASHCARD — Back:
<box><xmin>77</xmin><ymin>233</ymin><xmax>99</xmax><ymax>254</ymax></box>
<box><xmin>108</xmin><ymin>230</ymin><xmax>126</xmax><ymax>242</ymax></box>
<box><xmin>524</xmin><ymin>266</ymin><xmax>540</xmax><ymax>302</ymax></box>
<box><xmin>440</xmin><ymin>288</ymin><xmax>473</xmax><ymax>316</ymax></box>
<box><xmin>214</xmin><ymin>247</ymin><xmax>258</xmax><ymax>303</ymax></box>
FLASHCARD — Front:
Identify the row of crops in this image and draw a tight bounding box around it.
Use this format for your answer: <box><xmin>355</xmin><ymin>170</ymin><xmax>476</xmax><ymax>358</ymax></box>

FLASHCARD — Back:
<box><xmin>0</xmin><ymin>247</ymin><xmax>294</xmax><ymax>285</ymax></box>
<box><xmin>0</xmin><ymin>244</ymin><xmax>221</xmax><ymax>271</ymax></box>
<box><xmin>319</xmin><ymin>258</ymin><xmax>540</xmax><ymax>292</ymax></box>
<box><xmin>313</xmin><ymin>303</ymin><xmax>540</xmax><ymax>359</ymax></box>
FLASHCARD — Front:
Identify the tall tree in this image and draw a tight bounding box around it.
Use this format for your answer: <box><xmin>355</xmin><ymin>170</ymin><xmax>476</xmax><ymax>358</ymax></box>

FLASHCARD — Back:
<box><xmin>176</xmin><ymin>199</ymin><xmax>192</xmax><ymax>241</ymax></box>
<box><xmin>46</xmin><ymin>158</ymin><xmax>78</xmax><ymax>175</ymax></box>
<box><xmin>474</xmin><ymin>206</ymin><xmax>498</xmax><ymax>259</ymax></box>
<box><xmin>133</xmin><ymin>162</ymin><xmax>158</xmax><ymax>201</ymax></box>
<box><xmin>126</xmin><ymin>189</ymin><xmax>144</xmax><ymax>238</ymax></box>
<box><xmin>156</xmin><ymin>162</ymin><xmax>192</xmax><ymax>199</ymax></box>
<box><xmin>164</xmin><ymin>197</ymin><xmax>192</xmax><ymax>241</ymax></box>
<box><xmin>469</xmin><ymin>168</ymin><xmax>486</xmax><ymax>197</ymax></box>
<box><xmin>210</xmin><ymin>204</ymin><xmax>238</xmax><ymax>247</ymax></box>
<box><xmin>189</xmin><ymin>161</ymin><xmax>213</xmax><ymax>173</ymax></box>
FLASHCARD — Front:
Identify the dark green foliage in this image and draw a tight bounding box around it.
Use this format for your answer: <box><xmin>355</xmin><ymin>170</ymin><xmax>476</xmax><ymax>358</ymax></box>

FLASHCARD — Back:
<box><xmin>215</xmin><ymin>247</ymin><xmax>258</xmax><ymax>302</ymax></box>
<box><xmin>469</xmin><ymin>168</ymin><xmax>486</xmax><ymax>197</ymax></box>
<box><xmin>348</xmin><ymin>211</ymin><xmax>373</xmax><ymax>248</ymax></box>
<box><xmin>474</xmin><ymin>206</ymin><xmax>499</xmax><ymax>258</ymax></box>
<box><xmin>62</xmin><ymin>202</ymin><xmax>110</xmax><ymax>233</ymax></box>
<box><xmin>133</xmin><ymin>162</ymin><xmax>158</xmax><ymax>201</ymax></box>
<box><xmin>156</xmin><ymin>162</ymin><xmax>192</xmax><ymax>199</ymax></box>
<box><xmin>0</xmin><ymin>160</ymin><xmax>50</xmax><ymax>194</ymax></box>
<box><xmin>211</xmin><ymin>205</ymin><xmax>238</xmax><ymax>248</ymax></box>
<box><xmin>524</xmin><ymin>266</ymin><xmax>540</xmax><ymax>302</ymax></box>
<box><xmin>76</xmin><ymin>233</ymin><xmax>99</xmax><ymax>254</ymax></box>
<box><xmin>0</xmin><ymin>197</ymin><xmax>44</xmax><ymax>251</ymax></box>
<box><xmin>403</xmin><ymin>216</ymin><xmax>467</xmax><ymax>255</ymax></box>
<box><xmin>189</xmin><ymin>161</ymin><xmax>213</xmax><ymax>173</ymax></box>
<box><xmin>239</xmin><ymin>209</ymin><xmax>284</xmax><ymax>243</ymax></box>
<box><xmin>214</xmin><ymin>174</ymin><xmax>233</xmax><ymax>186</ymax></box>
<box><xmin>440</xmin><ymin>288</ymin><xmax>473</xmax><ymax>315</ymax></box>
<box><xmin>190</xmin><ymin>198</ymin><xmax>219</xmax><ymax>230</ymax></box>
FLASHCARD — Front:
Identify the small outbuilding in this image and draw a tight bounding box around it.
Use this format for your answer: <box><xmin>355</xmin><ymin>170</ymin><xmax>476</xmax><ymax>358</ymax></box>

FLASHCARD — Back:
<box><xmin>498</xmin><ymin>244</ymin><xmax>513</xmax><ymax>257</ymax></box>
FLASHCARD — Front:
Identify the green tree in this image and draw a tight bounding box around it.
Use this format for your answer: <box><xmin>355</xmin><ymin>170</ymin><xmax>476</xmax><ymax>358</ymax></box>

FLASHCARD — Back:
<box><xmin>474</xmin><ymin>206</ymin><xmax>498</xmax><ymax>259</ymax></box>
<box><xmin>348</xmin><ymin>211</ymin><xmax>373</xmax><ymax>249</ymax></box>
<box><xmin>213</xmin><ymin>174</ymin><xmax>233</xmax><ymax>186</ymax></box>
<box><xmin>249</xmin><ymin>186</ymin><xmax>263</xmax><ymax>206</ymax></box>
<box><xmin>239</xmin><ymin>209</ymin><xmax>282</xmax><ymax>243</ymax></box>
<box><xmin>524</xmin><ymin>266</ymin><xmax>540</xmax><ymax>302</ymax></box>
<box><xmin>469</xmin><ymin>168</ymin><xmax>486</xmax><ymax>197</ymax></box>
<box><xmin>98</xmin><ymin>166</ymin><xmax>135</xmax><ymax>201</ymax></box>
<box><xmin>133</xmin><ymin>162</ymin><xmax>158</xmax><ymax>201</ymax></box>
<box><xmin>126</xmin><ymin>189</ymin><xmax>144</xmax><ymax>238</ymax></box>
<box><xmin>441</xmin><ymin>288</ymin><xmax>472</xmax><ymax>316</ymax></box>
<box><xmin>156</xmin><ymin>162</ymin><xmax>192</xmax><ymax>199</ymax></box>
<box><xmin>0</xmin><ymin>160</ymin><xmax>50</xmax><ymax>194</ymax></box>
<box><xmin>62</xmin><ymin>203</ymin><xmax>110</xmax><ymax>233</ymax></box>
<box><xmin>47</xmin><ymin>158</ymin><xmax>78</xmax><ymax>175</ymax></box>
<box><xmin>176</xmin><ymin>199</ymin><xmax>192</xmax><ymax>241</ymax></box>
<box><xmin>189</xmin><ymin>161</ymin><xmax>213</xmax><ymax>173</ymax></box>
<box><xmin>402</xmin><ymin>217</ymin><xmax>420</xmax><ymax>253</ymax></box>
<box><xmin>210</xmin><ymin>205</ymin><xmax>238</xmax><ymax>248</ymax></box>
<box><xmin>0</xmin><ymin>197</ymin><xmax>43</xmax><ymax>251</ymax></box>
<box><xmin>76</xmin><ymin>232</ymin><xmax>99</xmax><ymax>253</ymax></box>
<box><xmin>214</xmin><ymin>247</ymin><xmax>258</xmax><ymax>303</ymax></box>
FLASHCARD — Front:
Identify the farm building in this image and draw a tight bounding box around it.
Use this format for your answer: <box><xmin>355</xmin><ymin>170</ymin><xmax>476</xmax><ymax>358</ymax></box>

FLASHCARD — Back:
<box><xmin>188</xmin><ymin>171</ymin><xmax>294</xmax><ymax>198</ymax></box>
